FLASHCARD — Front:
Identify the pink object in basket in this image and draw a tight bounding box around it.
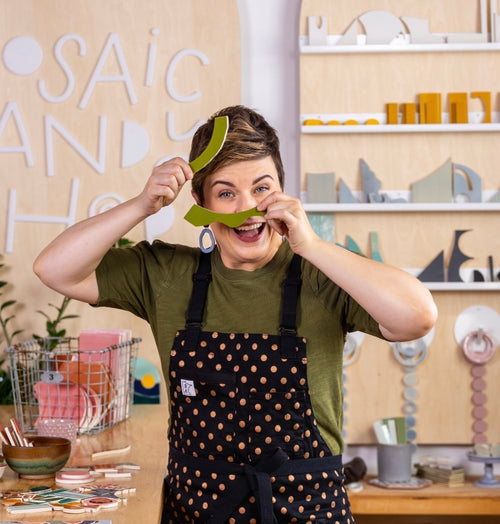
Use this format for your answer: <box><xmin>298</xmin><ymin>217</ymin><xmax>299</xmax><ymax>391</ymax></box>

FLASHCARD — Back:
<box><xmin>79</xmin><ymin>329</ymin><xmax>131</xmax><ymax>361</ymax></box>
<box><xmin>79</xmin><ymin>329</ymin><xmax>132</xmax><ymax>422</ymax></box>
<box><xmin>34</xmin><ymin>381</ymin><xmax>103</xmax><ymax>432</ymax></box>
<box><xmin>57</xmin><ymin>360</ymin><xmax>114</xmax><ymax>405</ymax></box>
<box><xmin>34</xmin><ymin>381</ymin><xmax>87</xmax><ymax>424</ymax></box>
<box><xmin>37</xmin><ymin>418</ymin><xmax>78</xmax><ymax>449</ymax></box>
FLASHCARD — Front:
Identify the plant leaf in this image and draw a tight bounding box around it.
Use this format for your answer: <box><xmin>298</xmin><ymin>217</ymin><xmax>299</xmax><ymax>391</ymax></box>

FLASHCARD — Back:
<box><xmin>59</xmin><ymin>315</ymin><xmax>79</xmax><ymax>321</ymax></box>
<box><xmin>0</xmin><ymin>300</ymin><xmax>17</xmax><ymax>311</ymax></box>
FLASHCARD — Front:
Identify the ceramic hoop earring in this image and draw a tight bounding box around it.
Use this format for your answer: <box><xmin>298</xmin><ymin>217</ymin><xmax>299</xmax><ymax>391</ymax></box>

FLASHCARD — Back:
<box><xmin>199</xmin><ymin>226</ymin><xmax>215</xmax><ymax>253</ymax></box>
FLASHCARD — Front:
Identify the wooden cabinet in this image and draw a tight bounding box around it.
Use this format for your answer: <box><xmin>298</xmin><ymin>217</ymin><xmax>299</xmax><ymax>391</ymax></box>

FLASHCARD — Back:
<box><xmin>299</xmin><ymin>0</ymin><xmax>500</xmax><ymax>444</ymax></box>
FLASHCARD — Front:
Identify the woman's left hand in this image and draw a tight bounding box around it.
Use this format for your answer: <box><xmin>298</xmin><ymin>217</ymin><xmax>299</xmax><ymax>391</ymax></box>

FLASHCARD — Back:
<box><xmin>258</xmin><ymin>191</ymin><xmax>437</xmax><ymax>343</ymax></box>
<box><xmin>257</xmin><ymin>192</ymin><xmax>318</xmax><ymax>255</ymax></box>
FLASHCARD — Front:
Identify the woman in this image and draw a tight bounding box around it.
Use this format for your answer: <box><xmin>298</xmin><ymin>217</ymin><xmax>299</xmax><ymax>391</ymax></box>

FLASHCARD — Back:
<box><xmin>34</xmin><ymin>105</ymin><xmax>437</xmax><ymax>523</ymax></box>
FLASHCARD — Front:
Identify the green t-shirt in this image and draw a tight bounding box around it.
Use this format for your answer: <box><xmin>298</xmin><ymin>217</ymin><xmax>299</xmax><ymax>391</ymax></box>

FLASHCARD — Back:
<box><xmin>95</xmin><ymin>240</ymin><xmax>383</xmax><ymax>454</ymax></box>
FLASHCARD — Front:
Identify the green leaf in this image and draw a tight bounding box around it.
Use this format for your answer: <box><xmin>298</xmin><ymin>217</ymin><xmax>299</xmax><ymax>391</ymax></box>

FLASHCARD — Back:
<box><xmin>59</xmin><ymin>314</ymin><xmax>79</xmax><ymax>321</ymax></box>
<box><xmin>0</xmin><ymin>300</ymin><xmax>16</xmax><ymax>311</ymax></box>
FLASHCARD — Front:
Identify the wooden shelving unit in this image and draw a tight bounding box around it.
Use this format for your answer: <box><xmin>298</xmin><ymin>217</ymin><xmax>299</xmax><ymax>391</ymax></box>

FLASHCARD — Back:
<box><xmin>299</xmin><ymin>0</ymin><xmax>500</xmax><ymax>445</ymax></box>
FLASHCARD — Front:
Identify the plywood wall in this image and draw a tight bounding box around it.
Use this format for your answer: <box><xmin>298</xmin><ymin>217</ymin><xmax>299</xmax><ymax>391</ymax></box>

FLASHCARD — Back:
<box><xmin>300</xmin><ymin>0</ymin><xmax>500</xmax><ymax>444</ymax></box>
<box><xmin>0</xmin><ymin>0</ymin><xmax>240</xmax><ymax>377</ymax></box>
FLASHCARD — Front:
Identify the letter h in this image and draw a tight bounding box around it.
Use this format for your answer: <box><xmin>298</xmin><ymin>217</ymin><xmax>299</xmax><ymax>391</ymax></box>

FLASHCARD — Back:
<box><xmin>5</xmin><ymin>179</ymin><xmax>79</xmax><ymax>253</ymax></box>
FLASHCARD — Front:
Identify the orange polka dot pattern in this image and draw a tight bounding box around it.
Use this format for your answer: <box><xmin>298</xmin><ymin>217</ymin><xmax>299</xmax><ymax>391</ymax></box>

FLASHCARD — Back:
<box><xmin>163</xmin><ymin>329</ymin><xmax>354</xmax><ymax>523</ymax></box>
<box><xmin>164</xmin><ymin>454</ymin><xmax>353</xmax><ymax>523</ymax></box>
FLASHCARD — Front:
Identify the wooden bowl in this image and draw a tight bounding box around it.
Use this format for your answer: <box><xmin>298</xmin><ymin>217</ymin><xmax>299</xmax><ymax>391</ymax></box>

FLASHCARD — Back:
<box><xmin>2</xmin><ymin>436</ymin><xmax>71</xmax><ymax>478</ymax></box>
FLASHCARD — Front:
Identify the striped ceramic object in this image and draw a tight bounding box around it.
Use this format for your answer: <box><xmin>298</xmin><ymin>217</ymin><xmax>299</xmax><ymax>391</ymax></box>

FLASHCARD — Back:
<box><xmin>2</xmin><ymin>436</ymin><xmax>71</xmax><ymax>478</ymax></box>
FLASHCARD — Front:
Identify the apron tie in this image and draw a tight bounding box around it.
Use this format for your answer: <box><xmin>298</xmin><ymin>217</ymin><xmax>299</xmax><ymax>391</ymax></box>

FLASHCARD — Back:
<box><xmin>244</xmin><ymin>447</ymin><xmax>289</xmax><ymax>524</ymax></box>
<box><xmin>169</xmin><ymin>447</ymin><xmax>345</xmax><ymax>524</ymax></box>
<box><xmin>207</xmin><ymin>448</ymin><xmax>289</xmax><ymax>524</ymax></box>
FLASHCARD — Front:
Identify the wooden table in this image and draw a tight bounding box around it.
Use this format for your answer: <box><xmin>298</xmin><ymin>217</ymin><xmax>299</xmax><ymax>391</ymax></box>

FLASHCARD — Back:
<box><xmin>0</xmin><ymin>403</ymin><xmax>169</xmax><ymax>523</ymax></box>
<box><xmin>2</xmin><ymin>409</ymin><xmax>500</xmax><ymax>523</ymax></box>
<box><xmin>349</xmin><ymin>477</ymin><xmax>500</xmax><ymax>518</ymax></box>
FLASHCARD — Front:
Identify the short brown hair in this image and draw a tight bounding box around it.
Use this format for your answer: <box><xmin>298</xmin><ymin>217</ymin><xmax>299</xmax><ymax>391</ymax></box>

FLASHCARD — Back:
<box><xmin>189</xmin><ymin>105</ymin><xmax>284</xmax><ymax>205</ymax></box>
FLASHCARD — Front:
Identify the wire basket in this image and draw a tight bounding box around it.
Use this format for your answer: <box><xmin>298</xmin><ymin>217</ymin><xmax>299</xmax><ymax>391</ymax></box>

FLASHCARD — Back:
<box><xmin>5</xmin><ymin>337</ymin><xmax>140</xmax><ymax>435</ymax></box>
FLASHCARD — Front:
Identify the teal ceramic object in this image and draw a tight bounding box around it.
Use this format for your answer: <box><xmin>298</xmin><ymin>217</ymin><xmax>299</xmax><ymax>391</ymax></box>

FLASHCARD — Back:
<box><xmin>2</xmin><ymin>436</ymin><xmax>71</xmax><ymax>478</ymax></box>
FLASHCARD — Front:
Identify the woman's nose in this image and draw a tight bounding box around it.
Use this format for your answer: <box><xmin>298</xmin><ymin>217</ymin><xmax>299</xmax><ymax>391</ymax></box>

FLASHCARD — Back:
<box><xmin>236</xmin><ymin>193</ymin><xmax>257</xmax><ymax>212</ymax></box>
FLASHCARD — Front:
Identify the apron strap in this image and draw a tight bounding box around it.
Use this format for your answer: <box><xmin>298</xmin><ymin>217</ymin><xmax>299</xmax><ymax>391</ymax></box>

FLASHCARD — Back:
<box><xmin>185</xmin><ymin>252</ymin><xmax>212</xmax><ymax>349</ymax></box>
<box><xmin>279</xmin><ymin>254</ymin><xmax>302</xmax><ymax>359</ymax></box>
<box><xmin>185</xmin><ymin>251</ymin><xmax>302</xmax><ymax>356</ymax></box>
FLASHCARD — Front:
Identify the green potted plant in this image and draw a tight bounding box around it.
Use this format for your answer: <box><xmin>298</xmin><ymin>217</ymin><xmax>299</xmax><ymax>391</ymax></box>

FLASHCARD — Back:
<box><xmin>33</xmin><ymin>296</ymin><xmax>79</xmax><ymax>350</ymax></box>
<box><xmin>0</xmin><ymin>256</ymin><xmax>22</xmax><ymax>404</ymax></box>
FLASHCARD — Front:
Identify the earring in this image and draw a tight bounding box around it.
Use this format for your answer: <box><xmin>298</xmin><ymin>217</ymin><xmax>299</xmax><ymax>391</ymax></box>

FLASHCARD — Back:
<box><xmin>199</xmin><ymin>226</ymin><xmax>215</xmax><ymax>253</ymax></box>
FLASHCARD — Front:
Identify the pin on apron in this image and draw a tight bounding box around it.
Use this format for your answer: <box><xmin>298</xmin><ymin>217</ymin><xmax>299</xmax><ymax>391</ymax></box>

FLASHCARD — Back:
<box><xmin>162</xmin><ymin>253</ymin><xmax>354</xmax><ymax>524</ymax></box>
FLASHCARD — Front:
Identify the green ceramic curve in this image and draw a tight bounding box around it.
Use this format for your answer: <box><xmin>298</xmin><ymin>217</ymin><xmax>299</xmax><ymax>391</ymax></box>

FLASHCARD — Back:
<box><xmin>189</xmin><ymin>115</ymin><xmax>229</xmax><ymax>173</ymax></box>
<box><xmin>184</xmin><ymin>205</ymin><xmax>266</xmax><ymax>228</ymax></box>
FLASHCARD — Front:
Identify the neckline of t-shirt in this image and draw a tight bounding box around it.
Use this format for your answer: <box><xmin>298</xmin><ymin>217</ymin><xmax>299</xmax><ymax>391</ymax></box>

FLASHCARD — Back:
<box><xmin>212</xmin><ymin>241</ymin><xmax>293</xmax><ymax>282</ymax></box>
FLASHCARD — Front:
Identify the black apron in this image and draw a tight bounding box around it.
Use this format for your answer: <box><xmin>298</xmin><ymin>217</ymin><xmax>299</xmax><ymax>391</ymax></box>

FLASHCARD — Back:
<box><xmin>162</xmin><ymin>253</ymin><xmax>354</xmax><ymax>524</ymax></box>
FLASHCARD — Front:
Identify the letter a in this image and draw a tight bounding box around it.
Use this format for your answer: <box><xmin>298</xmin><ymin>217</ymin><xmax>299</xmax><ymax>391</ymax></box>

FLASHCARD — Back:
<box><xmin>79</xmin><ymin>33</ymin><xmax>137</xmax><ymax>109</ymax></box>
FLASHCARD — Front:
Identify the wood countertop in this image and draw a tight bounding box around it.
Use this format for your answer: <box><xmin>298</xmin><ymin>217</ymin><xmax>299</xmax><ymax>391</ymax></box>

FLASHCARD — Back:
<box><xmin>349</xmin><ymin>476</ymin><xmax>500</xmax><ymax>516</ymax></box>
<box><xmin>0</xmin><ymin>404</ymin><xmax>169</xmax><ymax>523</ymax></box>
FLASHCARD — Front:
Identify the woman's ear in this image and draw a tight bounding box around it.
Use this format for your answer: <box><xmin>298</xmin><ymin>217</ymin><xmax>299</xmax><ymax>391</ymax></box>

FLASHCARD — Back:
<box><xmin>191</xmin><ymin>190</ymin><xmax>202</xmax><ymax>206</ymax></box>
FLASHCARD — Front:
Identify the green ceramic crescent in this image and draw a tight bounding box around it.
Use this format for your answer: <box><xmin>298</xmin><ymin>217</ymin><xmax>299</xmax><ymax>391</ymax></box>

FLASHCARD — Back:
<box><xmin>188</xmin><ymin>116</ymin><xmax>229</xmax><ymax>173</ymax></box>
<box><xmin>184</xmin><ymin>204</ymin><xmax>266</xmax><ymax>228</ymax></box>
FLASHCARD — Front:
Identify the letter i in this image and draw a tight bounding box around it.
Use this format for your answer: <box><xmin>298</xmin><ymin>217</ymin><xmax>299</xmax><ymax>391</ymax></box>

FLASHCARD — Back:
<box><xmin>145</xmin><ymin>28</ymin><xmax>159</xmax><ymax>87</ymax></box>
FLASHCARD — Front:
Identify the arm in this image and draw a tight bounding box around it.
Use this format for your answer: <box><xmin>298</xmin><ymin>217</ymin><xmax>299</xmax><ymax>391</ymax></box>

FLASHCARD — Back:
<box><xmin>260</xmin><ymin>192</ymin><xmax>438</xmax><ymax>342</ymax></box>
<box><xmin>33</xmin><ymin>158</ymin><xmax>193</xmax><ymax>304</ymax></box>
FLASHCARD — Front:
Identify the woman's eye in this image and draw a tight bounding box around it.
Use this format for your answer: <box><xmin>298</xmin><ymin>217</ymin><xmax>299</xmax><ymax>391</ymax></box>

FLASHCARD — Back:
<box><xmin>255</xmin><ymin>185</ymin><xmax>269</xmax><ymax>193</ymax></box>
<box><xmin>219</xmin><ymin>190</ymin><xmax>233</xmax><ymax>198</ymax></box>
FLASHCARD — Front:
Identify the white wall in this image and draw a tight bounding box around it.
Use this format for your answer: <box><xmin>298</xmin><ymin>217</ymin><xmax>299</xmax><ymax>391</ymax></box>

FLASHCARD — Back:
<box><xmin>237</xmin><ymin>0</ymin><xmax>488</xmax><ymax>478</ymax></box>
<box><xmin>237</xmin><ymin>0</ymin><xmax>301</xmax><ymax>197</ymax></box>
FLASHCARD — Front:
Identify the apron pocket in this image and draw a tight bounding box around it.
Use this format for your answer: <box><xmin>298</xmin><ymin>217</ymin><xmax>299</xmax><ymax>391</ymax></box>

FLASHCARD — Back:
<box><xmin>272</xmin><ymin>467</ymin><xmax>351</xmax><ymax>523</ymax></box>
<box><xmin>169</xmin><ymin>372</ymin><xmax>237</xmax><ymax>459</ymax></box>
<box><xmin>247</xmin><ymin>389</ymin><xmax>311</xmax><ymax>461</ymax></box>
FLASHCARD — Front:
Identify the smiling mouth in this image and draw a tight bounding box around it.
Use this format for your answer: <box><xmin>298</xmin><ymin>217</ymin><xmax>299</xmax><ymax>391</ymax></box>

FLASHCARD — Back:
<box><xmin>234</xmin><ymin>222</ymin><xmax>265</xmax><ymax>239</ymax></box>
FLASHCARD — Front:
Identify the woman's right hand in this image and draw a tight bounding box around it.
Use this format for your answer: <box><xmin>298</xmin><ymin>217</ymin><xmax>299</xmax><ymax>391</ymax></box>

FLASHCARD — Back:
<box><xmin>137</xmin><ymin>157</ymin><xmax>194</xmax><ymax>216</ymax></box>
<box><xmin>33</xmin><ymin>156</ymin><xmax>194</xmax><ymax>303</ymax></box>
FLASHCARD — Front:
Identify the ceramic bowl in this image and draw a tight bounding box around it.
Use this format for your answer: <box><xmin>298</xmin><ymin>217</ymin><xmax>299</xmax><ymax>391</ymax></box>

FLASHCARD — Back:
<box><xmin>2</xmin><ymin>436</ymin><xmax>71</xmax><ymax>478</ymax></box>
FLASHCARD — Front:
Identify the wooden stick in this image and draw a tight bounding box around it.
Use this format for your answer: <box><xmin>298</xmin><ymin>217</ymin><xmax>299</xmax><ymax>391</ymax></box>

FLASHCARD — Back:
<box><xmin>3</xmin><ymin>426</ymin><xmax>17</xmax><ymax>446</ymax></box>
<box><xmin>10</xmin><ymin>418</ymin><xmax>26</xmax><ymax>446</ymax></box>
<box><xmin>0</xmin><ymin>421</ymin><xmax>9</xmax><ymax>446</ymax></box>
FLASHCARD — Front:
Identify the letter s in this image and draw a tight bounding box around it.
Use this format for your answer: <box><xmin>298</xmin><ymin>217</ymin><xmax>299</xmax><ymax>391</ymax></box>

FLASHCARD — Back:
<box><xmin>38</xmin><ymin>34</ymin><xmax>87</xmax><ymax>103</ymax></box>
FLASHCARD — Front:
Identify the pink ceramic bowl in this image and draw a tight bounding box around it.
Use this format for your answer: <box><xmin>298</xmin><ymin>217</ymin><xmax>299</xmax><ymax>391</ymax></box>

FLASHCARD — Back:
<box><xmin>2</xmin><ymin>436</ymin><xmax>71</xmax><ymax>478</ymax></box>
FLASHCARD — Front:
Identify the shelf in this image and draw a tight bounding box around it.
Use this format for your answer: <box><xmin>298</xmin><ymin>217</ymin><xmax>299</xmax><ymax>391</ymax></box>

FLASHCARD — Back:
<box><xmin>304</xmin><ymin>203</ymin><xmax>500</xmax><ymax>212</ymax></box>
<box><xmin>424</xmin><ymin>282</ymin><xmax>500</xmax><ymax>291</ymax></box>
<box><xmin>301</xmin><ymin>112</ymin><xmax>500</xmax><ymax>134</ymax></box>
<box><xmin>300</xmin><ymin>43</ymin><xmax>500</xmax><ymax>54</ymax></box>
<box><xmin>301</xmin><ymin>123</ymin><xmax>500</xmax><ymax>134</ymax></box>
<box><xmin>393</xmin><ymin>271</ymin><xmax>499</xmax><ymax>292</ymax></box>
<box><xmin>299</xmin><ymin>35</ymin><xmax>500</xmax><ymax>54</ymax></box>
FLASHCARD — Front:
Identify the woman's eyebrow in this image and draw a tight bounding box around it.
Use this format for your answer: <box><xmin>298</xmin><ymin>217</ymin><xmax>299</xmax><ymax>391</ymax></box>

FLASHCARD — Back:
<box><xmin>210</xmin><ymin>174</ymin><xmax>273</xmax><ymax>189</ymax></box>
<box><xmin>210</xmin><ymin>180</ymin><xmax>235</xmax><ymax>189</ymax></box>
<box><xmin>253</xmin><ymin>174</ymin><xmax>273</xmax><ymax>184</ymax></box>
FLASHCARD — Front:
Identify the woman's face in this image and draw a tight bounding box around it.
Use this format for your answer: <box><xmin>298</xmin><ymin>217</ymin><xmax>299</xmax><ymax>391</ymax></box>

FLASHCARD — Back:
<box><xmin>198</xmin><ymin>156</ymin><xmax>283</xmax><ymax>271</ymax></box>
